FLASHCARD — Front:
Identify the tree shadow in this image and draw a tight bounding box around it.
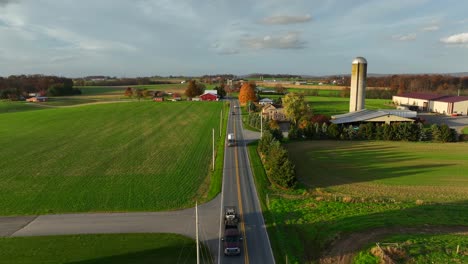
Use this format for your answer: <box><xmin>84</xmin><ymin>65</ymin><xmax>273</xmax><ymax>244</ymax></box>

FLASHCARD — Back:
<box><xmin>288</xmin><ymin>141</ymin><xmax>458</xmax><ymax>190</ymax></box>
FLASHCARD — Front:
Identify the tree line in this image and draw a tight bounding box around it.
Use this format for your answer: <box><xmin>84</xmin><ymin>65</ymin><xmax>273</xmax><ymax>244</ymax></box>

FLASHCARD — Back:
<box><xmin>0</xmin><ymin>75</ymin><xmax>80</xmax><ymax>99</ymax></box>
<box><xmin>329</xmin><ymin>74</ymin><xmax>468</xmax><ymax>95</ymax></box>
<box><xmin>74</xmin><ymin>77</ymin><xmax>173</xmax><ymax>87</ymax></box>
<box><xmin>288</xmin><ymin>122</ymin><xmax>459</xmax><ymax>142</ymax></box>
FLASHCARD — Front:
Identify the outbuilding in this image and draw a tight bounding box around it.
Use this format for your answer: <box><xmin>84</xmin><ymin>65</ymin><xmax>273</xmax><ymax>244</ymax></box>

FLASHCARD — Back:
<box><xmin>393</xmin><ymin>93</ymin><xmax>468</xmax><ymax>115</ymax></box>
<box><xmin>200</xmin><ymin>93</ymin><xmax>218</xmax><ymax>101</ymax></box>
<box><xmin>259</xmin><ymin>98</ymin><xmax>274</xmax><ymax>105</ymax></box>
<box><xmin>331</xmin><ymin>109</ymin><xmax>416</xmax><ymax>125</ymax></box>
<box><xmin>432</xmin><ymin>96</ymin><xmax>468</xmax><ymax>116</ymax></box>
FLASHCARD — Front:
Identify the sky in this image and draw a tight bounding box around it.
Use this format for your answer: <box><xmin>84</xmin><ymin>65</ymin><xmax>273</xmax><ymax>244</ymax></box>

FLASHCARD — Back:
<box><xmin>1</xmin><ymin>0</ymin><xmax>468</xmax><ymax>77</ymax></box>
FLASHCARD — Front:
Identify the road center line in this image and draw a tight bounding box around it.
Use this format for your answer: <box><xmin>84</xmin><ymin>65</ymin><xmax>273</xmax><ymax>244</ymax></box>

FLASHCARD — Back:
<box><xmin>234</xmin><ymin>112</ymin><xmax>250</xmax><ymax>264</ymax></box>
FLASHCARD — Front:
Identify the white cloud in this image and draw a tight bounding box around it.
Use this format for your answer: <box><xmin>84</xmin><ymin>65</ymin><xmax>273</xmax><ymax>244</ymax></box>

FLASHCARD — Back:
<box><xmin>241</xmin><ymin>32</ymin><xmax>306</xmax><ymax>50</ymax></box>
<box><xmin>440</xmin><ymin>32</ymin><xmax>468</xmax><ymax>45</ymax></box>
<box><xmin>421</xmin><ymin>25</ymin><xmax>439</xmax><ymax>31</ymax></box>
<box><xmin>260</xmin><ymin>14</ymin><xmax>312</xmax><ymax>25</ymax></box>
<box><xmin>392</xmin><ymin>33</ymin><xmax>417</xmax><ymax>41</ymax></box>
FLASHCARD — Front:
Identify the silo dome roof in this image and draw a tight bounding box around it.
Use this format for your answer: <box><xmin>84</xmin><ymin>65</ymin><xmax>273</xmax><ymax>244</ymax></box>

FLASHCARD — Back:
<box><xmin>352</xmin><ymin>57</ymin><xmax>367</xmax><ymax>64</ymax></box>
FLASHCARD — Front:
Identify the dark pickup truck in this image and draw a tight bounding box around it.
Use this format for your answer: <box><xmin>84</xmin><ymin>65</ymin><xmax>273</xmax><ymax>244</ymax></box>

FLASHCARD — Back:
<box><xmin>222</xmin><ymin>206</ymin><xmax>242</xmax><ymax>256</ymax></box>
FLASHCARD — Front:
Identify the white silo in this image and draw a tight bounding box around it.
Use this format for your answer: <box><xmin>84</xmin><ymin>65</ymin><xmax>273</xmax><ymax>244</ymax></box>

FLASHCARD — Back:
<box><xmin>349</xmin><ymin>57</ymin><xmax>367</xmax><ymax>112</ymax></box>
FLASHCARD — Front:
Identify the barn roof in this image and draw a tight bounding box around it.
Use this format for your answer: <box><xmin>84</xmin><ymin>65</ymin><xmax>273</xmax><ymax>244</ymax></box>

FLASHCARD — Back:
<box><xmin>397</xmin><ymin>92</ymin><xmax>449</xmax><ymax>101</ymax></box>
<box><xmin>331</xmin><ymin>109</ymin><xmax>417</xmax><ymax>124</ymax></box>
<box><xmin>434</xmin><ymin>96</ymin><xmax>468</xmax><ymax>103</ymax></box>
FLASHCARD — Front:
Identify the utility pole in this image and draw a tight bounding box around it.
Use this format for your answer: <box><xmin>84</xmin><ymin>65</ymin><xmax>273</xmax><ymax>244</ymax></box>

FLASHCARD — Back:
<box><xmin>260</xmin><ymin>112</ymin><xmax>263</xmax><ymax>138</ymax></box>
<box><xmin>196</xmin><ymin>201</ymin><xmax>199</xmax><ymax>264</ymax></box>
<box><xmin>212</xmin><ymin>128</ymin><xmax>215</xmax><ymax>171</ymax></box>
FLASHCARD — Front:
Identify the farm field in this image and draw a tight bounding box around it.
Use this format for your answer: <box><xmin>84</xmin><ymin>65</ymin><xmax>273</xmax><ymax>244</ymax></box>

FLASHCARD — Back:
<box><xmin>247</xmin><ymin>142</ymin><xmax>468</xmax><ymax>263</ymax></box>
<box><xmin>0</xmin><ymin>233</ymin><xmax>205</xmax><ymax>264</ymax></box>
<box><xmin>353</xmin><ymin>234</ymin><xmax>467</xmax><ymax>264</ymax></box>
<box><xmin>286</xmin><ymin>141</ymin><xmax>468</xmax><ymax>202</ymax></box>
<box><xmin>0</xmin><ymin>101</ymin><xmax>224</xmax><ymax>215</ymax></box>
<box><xmin>0</xmin><ymin>101</ymin><xmax>44</xmax><ymax>114</ymax></box>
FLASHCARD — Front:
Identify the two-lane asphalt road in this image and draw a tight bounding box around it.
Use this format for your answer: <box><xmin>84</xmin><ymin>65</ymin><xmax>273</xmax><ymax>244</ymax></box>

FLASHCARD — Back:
<box><xmin>219</xmin><ymin>99</ymin><xmax>275</xmax><ymax>264</ymax></box>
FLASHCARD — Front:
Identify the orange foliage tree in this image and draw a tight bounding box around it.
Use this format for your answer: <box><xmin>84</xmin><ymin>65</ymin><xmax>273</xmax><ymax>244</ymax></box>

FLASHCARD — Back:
<box><xmin>238</xmin><ymin>82</ymin><xmax>257</xmax><ymax>105</ymax></box>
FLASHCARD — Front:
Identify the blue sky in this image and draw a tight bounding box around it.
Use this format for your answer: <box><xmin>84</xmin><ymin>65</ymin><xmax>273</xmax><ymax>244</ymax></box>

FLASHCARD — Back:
<box><xmin>0</xmin><ymin>0</ymin><xmax>468</xmax><ymax>77</ymax></box>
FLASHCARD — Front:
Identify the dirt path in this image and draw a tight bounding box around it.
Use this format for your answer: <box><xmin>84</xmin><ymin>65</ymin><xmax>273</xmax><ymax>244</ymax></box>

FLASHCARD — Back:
<box><xmin>320</xmin><ymin>225</ymin><xmax>468</xmax><ymax>264</ymax></box>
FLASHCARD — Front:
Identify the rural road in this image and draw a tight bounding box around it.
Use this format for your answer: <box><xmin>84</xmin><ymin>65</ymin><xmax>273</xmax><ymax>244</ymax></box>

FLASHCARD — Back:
<box><xmin>0</xmin><ymin>99</ymin><xmax>274</xmax><ymax>264</ymax></box>
<box><xmin>219</xmin><ymin>100</ymin><xmax>275</xmax><ymax>264</ymax></box>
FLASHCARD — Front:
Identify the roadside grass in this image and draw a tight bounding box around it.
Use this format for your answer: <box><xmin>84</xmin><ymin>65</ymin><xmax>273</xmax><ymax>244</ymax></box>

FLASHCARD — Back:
<box><xmin>286</xmin><ymin>141</ymin><xmax>468</xmax><ymax>202</ymax></box>
<box><xmin>247</xmin><ymin>140</ymin><xmax>468</xmax><ymax>263</ymax></box>
<box><xmin>0</xmin><ymin>101</ymin><xmax>44</xmax><ymax>114</ymax></box>
<box><xmin>462</xmin><ymin>126</ymin><xmax>468</xmax><ymax>134</ymax></box>
<box><xmin>0</xmin><ymin>102</ymin><xmax>223</xmax><ymax>215</ymax></box>
<box><xmin>354</xmin><ymin>234</ymin><xmax>467</xmax><ymax>264</ymax></box>
<box><xmin>205</xmin><ymin>101</ymin><xmax>230</xmax><ymax>200</ymax></box>
<box><xmin>0</xmin><ymin>233</ymin><xmax>208</xmax><ymax>264</ymax></box>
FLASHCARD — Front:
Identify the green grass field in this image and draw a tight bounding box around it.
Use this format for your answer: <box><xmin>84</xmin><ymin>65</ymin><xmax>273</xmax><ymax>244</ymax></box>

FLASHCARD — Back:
<box><xmin>305</xmin><ymin>96</ymin><xmax>393</xmax><ymax>116</ymax></box>
<box><xmin>0</xmin><ymin>101</ymin><xmax>224</xmax><ymax>215</ymax></box>
<box><xmin>462</xmin><ymin>127</ymin><xmax>468</xmax><ymax>134</ymax></box>
<box><xmin>0</xmin><ymin>101</ymin><xmax>44</xmax><ymax>114</ymax></box>
<box><xmin>247</xmin><ymin>142</ymin><xmax>468</xmax><ymax>263</ymax></box>
<box><xmin>286</xmin><ymin>141</ymin><xmax>468</xmax><ymax>202</ymax></box>
<box><xmin>0</xmin><ymin>233</ymin><xmax>207</xmax><ymax>264</ymax></box>
<box><xmin>353</xmin><ymin>234</ymin><xmax>467</xmax><ymax>264</ymax></box>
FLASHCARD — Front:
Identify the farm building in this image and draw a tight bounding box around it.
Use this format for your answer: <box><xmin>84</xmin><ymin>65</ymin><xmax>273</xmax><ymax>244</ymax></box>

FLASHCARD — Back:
<box><xmin>393</xmin><ymin>93</ymin><xmax>468</xmax><ymax>115</ymax></box>
<box><xmin>153</xmin><ymin>97</ymin><xmax>164</xmax><ymax>102</ymax></box>
<box><xmin>200</xmin><ymin>93</ymin><xmax>218</xmax><ymax>101</ymax></box>
<box><xmin>26</xmin><ymin>96</ymin><xmax>48</xmax><ymax>102</ymax></box>
<box><xmin>259</xmin><ymin>98</ymin><xmax>274</xmax><ymax>105</ymax></box>
<box><xmin>204</xmin><ymin>90</ymin><xmax>218</xmax><ymax>95</ymax></box>
<box><xmin>432</xmin><ymin>96</ymin><xmax>468</xmax><ymax>116</ymax></box>
<box><xmin>331</xmin><ymin>109</ymin><xmax>416</xmax><ymax>125</ymax></box>
<box><xmin>262</xmin><ymin>104</ymin><xmax>287</xmax><ymax>121</ymax></box>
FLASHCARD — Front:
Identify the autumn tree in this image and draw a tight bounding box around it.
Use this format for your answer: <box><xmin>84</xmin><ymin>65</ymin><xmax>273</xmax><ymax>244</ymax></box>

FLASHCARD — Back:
<box><xmin>282</xmin><ymin>93</ymin><xmax>312</xmax><ymax>126</ymax></box>
<box><xmin>185</xmin><ymin>80</ymin><xmax>205</xmax><ymax>98</ymax></box>
<box><xmin>124</xmin><ymin>87</ymin><xmax>133</xmax><ymax>97</ymax></box>
<box><xmin>238</xmin><ymin>81</ymin><xmax>257</xmax><ymax>105</ymax></box>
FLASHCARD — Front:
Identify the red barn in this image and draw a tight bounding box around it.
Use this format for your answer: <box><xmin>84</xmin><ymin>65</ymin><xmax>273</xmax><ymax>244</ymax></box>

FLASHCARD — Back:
<box><xmin>200</xmin><ymin>93</ymin><xmax>218</xmax><ymax>101</ymax></box>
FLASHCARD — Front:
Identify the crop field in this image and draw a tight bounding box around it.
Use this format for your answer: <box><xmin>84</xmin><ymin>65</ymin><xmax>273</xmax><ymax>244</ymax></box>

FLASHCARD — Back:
<box><xmin>286</xmin><ymin>141</ymin><xmax>468</xmax><ymax>202</ymax></box>
<box><xmin>247</xmin><ymin>142</ymin><xmax>468</xmax><ymax>263</ymax></box>
<box><xmin>0</xmin><ymin>233</ymin><xmax>205</xmax><ymax>264</ymax></box>
<box><xmin>0</xmin><ymin>101</ymin><xmax>224</xmax><ymax>215</ymax></box>
<box><xmin>354</xmin><ymin>234</ymin><xmax>467</xmax><ymax>264</ymax></box>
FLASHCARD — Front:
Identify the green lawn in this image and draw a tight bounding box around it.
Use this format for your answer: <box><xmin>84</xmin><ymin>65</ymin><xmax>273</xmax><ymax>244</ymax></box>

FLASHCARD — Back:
<box><xmin>286</xmin><ymin>141</ymin><xmax>468</xmax><ymax>202</ymax></box>
<box><xmin>354</xmin><ymin>234</ymin><xmax>467</xmax><ymax>264</ymax></box>
<box><xmin>305</xmin><ymin>96</ymin><xmax>393</xmax><ymax>116</ymax></box>
<box><xmin>462</xmin><ymin>127</ymin><xmax>468</xmax><ymax>134</ymax></box>
<box><xmin>247</xmin><ymin>142</ymin><xmax>468</xmax><ymax>263</ymax></box>
<box><xmin>0</xmin><ymin>101</ymin><xmax>44</xmax><ymax>114</ymax></box>
<box><xmin>0</xmin><ymin>233</ymin><xmax>207</xmax><ymax>264</ymax></box>
<box><xmin>0</xmin><ymin>101</ymin><xmax>224</xmax><ymax>215</ymax></box>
